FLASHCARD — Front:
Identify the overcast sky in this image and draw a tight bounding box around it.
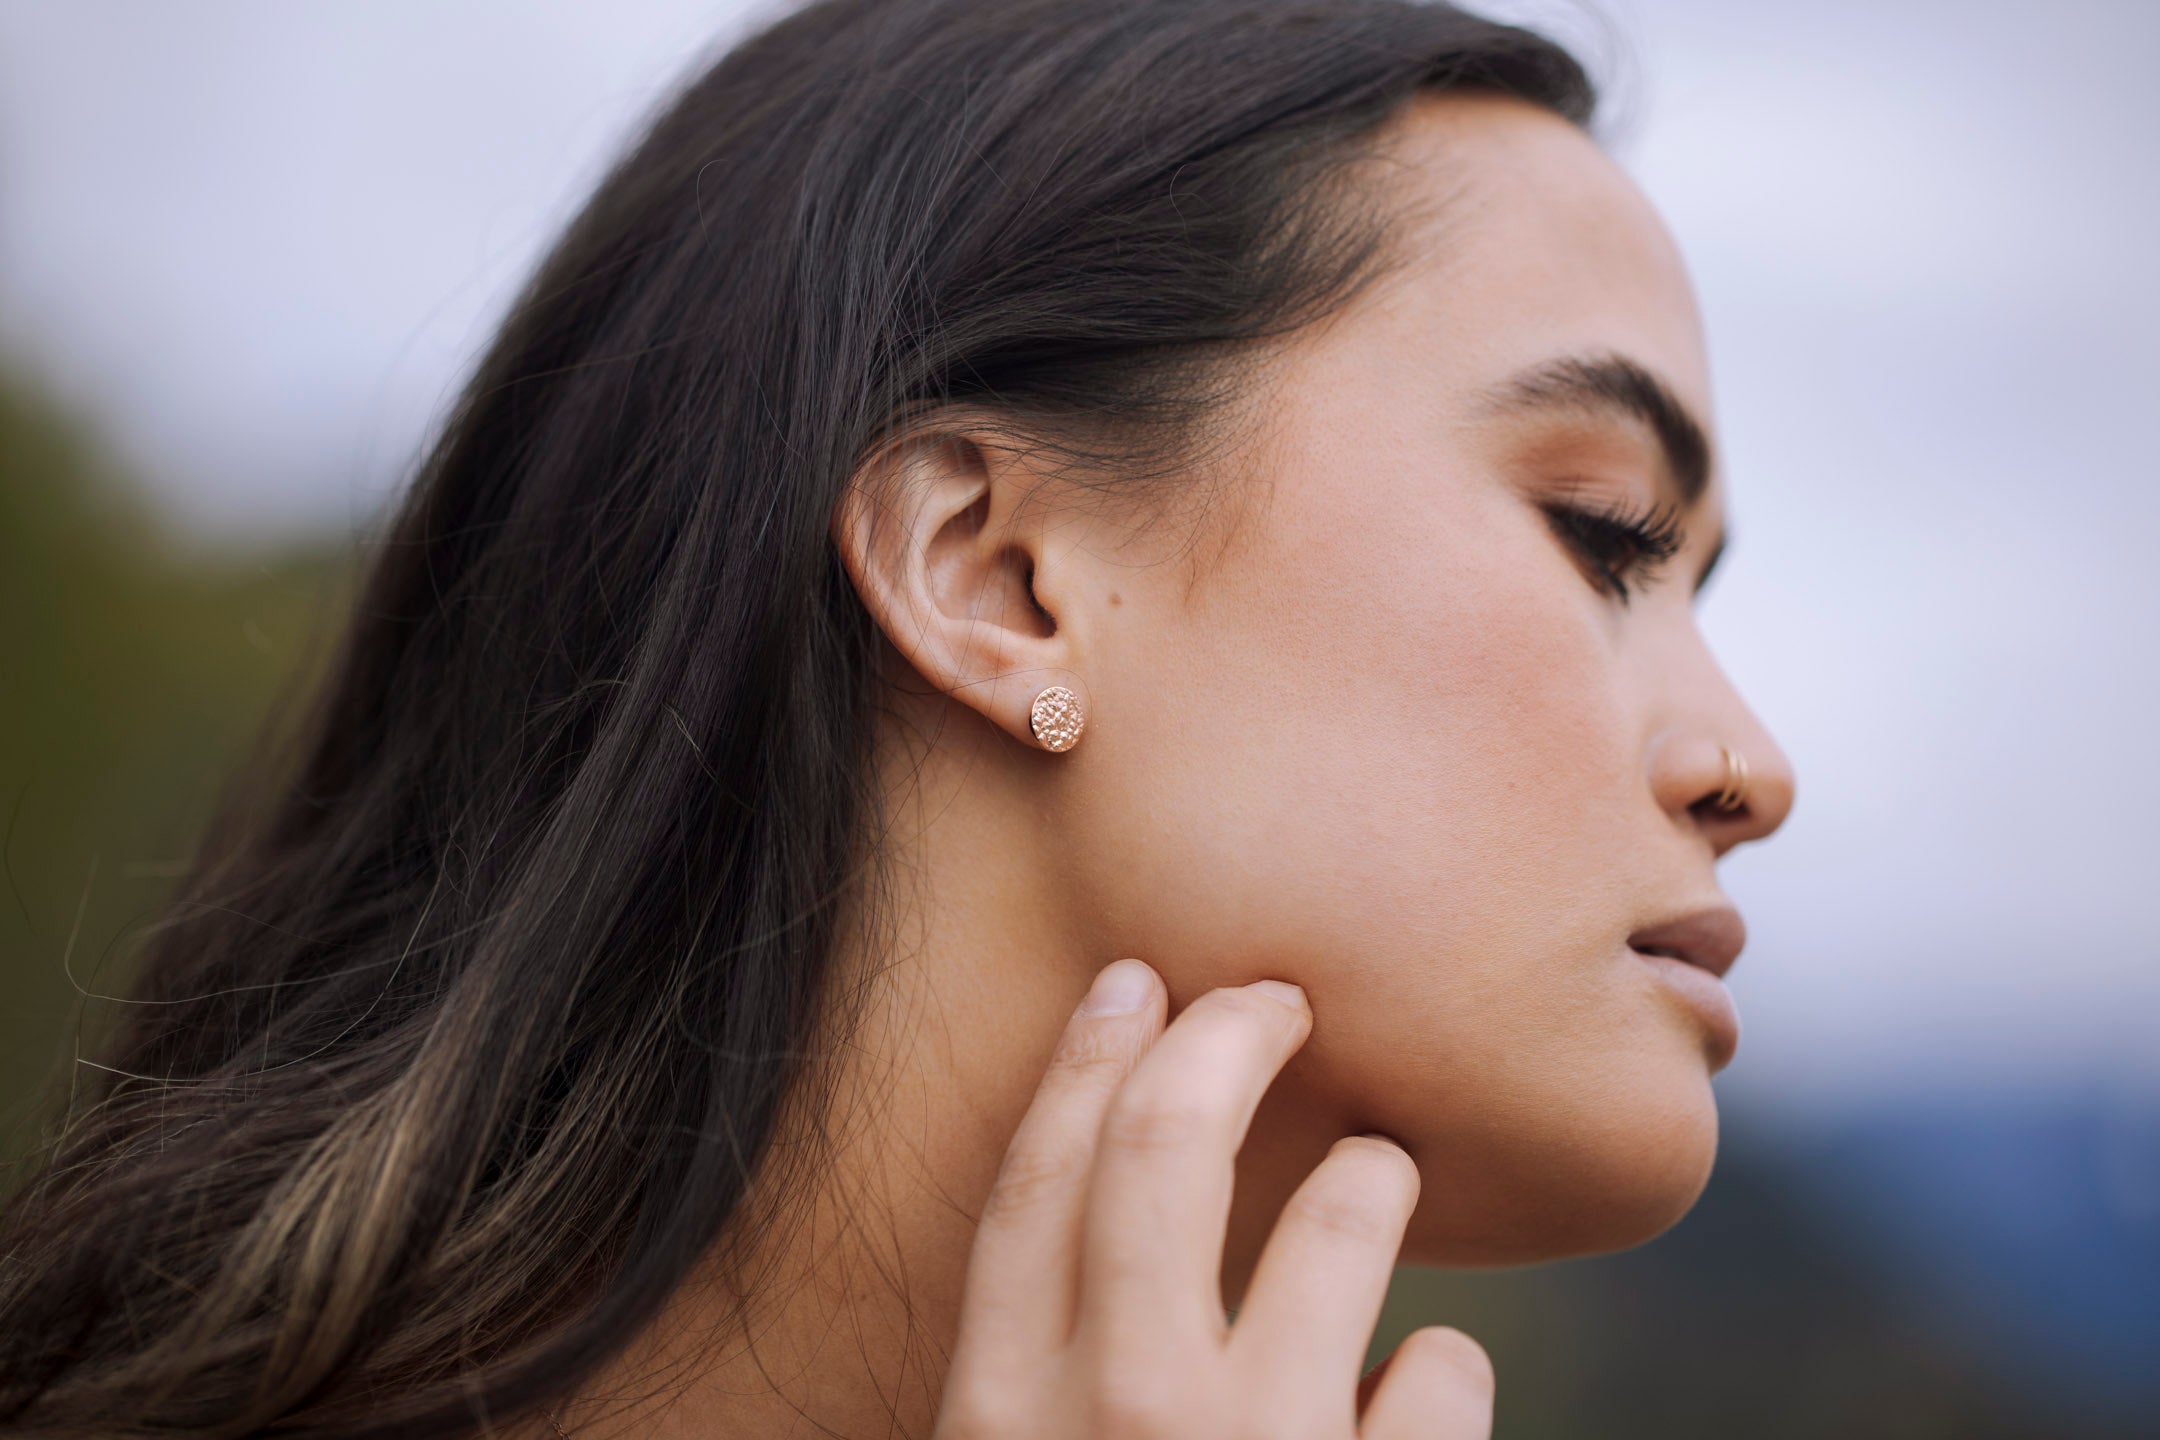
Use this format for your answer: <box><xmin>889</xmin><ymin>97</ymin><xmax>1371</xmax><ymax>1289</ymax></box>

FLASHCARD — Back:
<box><xmin>1</xmin><ymin>0</ymin><xmax>2153</xmax><ymax>1118</ymax></box>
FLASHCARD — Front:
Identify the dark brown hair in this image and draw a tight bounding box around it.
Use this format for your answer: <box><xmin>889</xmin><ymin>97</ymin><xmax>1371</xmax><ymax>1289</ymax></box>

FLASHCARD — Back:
<box><xmin>0</xmin><ymin>0</ymin><xmax>1591</xmax><ymax>1432</ymax></box>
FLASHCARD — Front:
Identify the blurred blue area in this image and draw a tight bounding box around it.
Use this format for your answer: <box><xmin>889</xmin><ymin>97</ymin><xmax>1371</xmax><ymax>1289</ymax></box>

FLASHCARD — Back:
<box><xmin>1801</xmin><ymin>1095</ymin><xmax>2160</xmax><ymax>1424</ymax></box>
<box><xmin>1378</xmin><ymin>1098</ymin><xmax>2160</xmax><ymax>1438</ymax></box>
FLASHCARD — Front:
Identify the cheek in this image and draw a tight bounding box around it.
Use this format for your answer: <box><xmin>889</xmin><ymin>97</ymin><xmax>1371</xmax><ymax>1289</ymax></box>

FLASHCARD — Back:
<box><xmin>1073</xmin><ymin>465</ymin><xmax>1716</xmax><ymax>1261</ymax></box>
<box><xmin>1137</xmin><ymin>468</ymin><xmax>1637</xmax><ymax>980</ymax></box>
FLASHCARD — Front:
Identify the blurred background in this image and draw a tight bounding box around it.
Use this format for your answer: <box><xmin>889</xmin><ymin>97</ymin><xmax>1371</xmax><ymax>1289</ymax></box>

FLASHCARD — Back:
<box><xmin>0</xmin><ymin>1</ymin><xmax>2153</xmax><ymax>1435</ymax></box>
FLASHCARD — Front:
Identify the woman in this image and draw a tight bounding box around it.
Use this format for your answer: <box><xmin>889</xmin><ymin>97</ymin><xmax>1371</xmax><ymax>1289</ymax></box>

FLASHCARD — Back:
<box><xmin>0</xmin><ymin>0</ymin><xmax>1796</xmax><ymax>1434</ymax></box>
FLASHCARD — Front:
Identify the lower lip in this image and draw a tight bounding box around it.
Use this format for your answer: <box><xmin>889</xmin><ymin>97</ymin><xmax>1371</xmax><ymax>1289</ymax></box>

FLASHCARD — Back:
<box><xmin>1631</xmin><ymin>947</ymin><xmax>1740</xmax><ymax>1071</ymax></box>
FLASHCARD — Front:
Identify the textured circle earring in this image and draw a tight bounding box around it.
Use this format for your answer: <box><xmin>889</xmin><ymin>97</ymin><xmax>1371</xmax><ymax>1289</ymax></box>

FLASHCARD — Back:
<box><xmin>1028</xmin><ymin>685</ymin><xmax>1086</xmax><ymax>752</ymax></box>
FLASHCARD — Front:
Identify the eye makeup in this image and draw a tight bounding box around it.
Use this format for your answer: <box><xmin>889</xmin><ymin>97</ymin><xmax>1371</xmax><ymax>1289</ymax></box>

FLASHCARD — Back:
<box><xmin>1538</xmin><ymin>494</ymin><xmax>1687</xmax><ymax>605</ymax></box>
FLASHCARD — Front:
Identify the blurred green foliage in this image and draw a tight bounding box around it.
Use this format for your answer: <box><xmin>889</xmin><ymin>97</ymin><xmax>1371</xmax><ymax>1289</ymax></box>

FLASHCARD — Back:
<box><xmin>0</xmin><ymin>362</ymin><xmax>349</xmax><ymax>1157</ymax></box>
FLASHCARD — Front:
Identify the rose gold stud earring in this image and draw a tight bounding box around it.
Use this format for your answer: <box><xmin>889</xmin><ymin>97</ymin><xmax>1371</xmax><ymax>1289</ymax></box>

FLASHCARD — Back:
<box><xmin>1028</xmin><ymin>685</ymin><xmax>1085</xmax><ymax>752</ymax></box>
<box><xmin>1712</xmin><ymin>744</ymin><xmax>1749</xmax><ymax>812</ymax></box>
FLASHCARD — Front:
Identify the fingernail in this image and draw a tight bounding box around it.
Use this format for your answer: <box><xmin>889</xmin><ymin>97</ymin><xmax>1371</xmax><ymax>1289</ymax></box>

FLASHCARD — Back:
<box><xmin>1246</xmin><ymin>979</ymin><xmax>1306</xmax><ymax>1011</ymax></box>
<box><xmin>1078</xmin><ymin>958</ymin><xmax>1154</xmax><ymax>1017</ymax></box>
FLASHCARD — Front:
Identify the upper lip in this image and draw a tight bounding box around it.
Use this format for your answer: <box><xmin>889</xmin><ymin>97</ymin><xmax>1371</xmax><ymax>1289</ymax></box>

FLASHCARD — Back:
<box><xmin>1627</xmin><ymin>903</ymin><xmax>1747</xmax><ymax>978</ymax></box>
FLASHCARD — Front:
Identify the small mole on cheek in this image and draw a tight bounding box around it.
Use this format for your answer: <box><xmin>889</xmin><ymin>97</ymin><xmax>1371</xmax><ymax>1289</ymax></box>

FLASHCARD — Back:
<box><xmin>1109</xmin><ymin>592</ymin><xmax>1121</xmax><ymax>605</ymax></box>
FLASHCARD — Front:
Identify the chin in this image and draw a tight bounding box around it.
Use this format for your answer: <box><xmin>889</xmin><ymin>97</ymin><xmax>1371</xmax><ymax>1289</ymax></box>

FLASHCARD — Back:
<box><xmin>1397</xmin><ymin>1067</ymin><xmax>1723</xmax><ymax>1268</ymax></box>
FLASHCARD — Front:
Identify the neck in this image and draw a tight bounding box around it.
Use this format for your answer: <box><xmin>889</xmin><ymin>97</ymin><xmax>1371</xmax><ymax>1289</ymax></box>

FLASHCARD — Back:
<box><xmin>559</xmin><ymin>705</ymin><xmax>1085</xmax><ymax>1438</ymax></box>
<box><xmin>551</xmin><ymin>698</ymin><xmax>1339</xmax><ymax>1437</ymax></box>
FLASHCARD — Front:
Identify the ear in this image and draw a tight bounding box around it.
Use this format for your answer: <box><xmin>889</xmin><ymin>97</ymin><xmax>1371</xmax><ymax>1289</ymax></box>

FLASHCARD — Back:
<box><xmin>831</xmin><ymin>425</ymin><xmax>1090</xmax><ymax>751</ymax></box>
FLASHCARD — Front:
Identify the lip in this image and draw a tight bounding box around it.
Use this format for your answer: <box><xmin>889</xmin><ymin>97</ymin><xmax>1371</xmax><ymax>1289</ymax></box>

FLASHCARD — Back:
<box><xmin>1626</xmin><ymin>903</ymin><xmax>1747</xmax><ymax>1070</ymax></box>
<box><xmin>1626</xmin><ymin>903</ymin><xmax>1747</xmax><ymax>979</ymax></box>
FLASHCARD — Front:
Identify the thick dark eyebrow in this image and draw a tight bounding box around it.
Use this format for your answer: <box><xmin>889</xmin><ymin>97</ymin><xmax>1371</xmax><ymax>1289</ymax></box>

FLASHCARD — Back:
<box><xmin>1478</xmin><ymin>351</ymin><xmax>1724</xmax><ymax>594</ymax></box>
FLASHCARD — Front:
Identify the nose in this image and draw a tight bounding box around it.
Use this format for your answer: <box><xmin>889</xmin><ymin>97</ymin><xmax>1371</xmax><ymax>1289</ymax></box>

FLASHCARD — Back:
<box><xmin>1648</xmin><ymin>711</ymin><xmax>1798</xmax><ymax>860</ymax></box>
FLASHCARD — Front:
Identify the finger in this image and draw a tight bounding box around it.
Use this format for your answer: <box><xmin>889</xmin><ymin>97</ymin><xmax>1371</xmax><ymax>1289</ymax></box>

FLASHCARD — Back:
<box><xmin>1359</xmin><ymin>1327</ymin><xmax>1494</xmax><ymax>1440</ymax></box>
<box><xmin>950</xmin><ymin>958</ymin><xmax>1165</xmax><ymax>1375</ymax></box>
<box><xmin>1078</xmin><ymin>979</ymin><xmax>1312</xmax><ymax>1356</ymax></box>
<box><xmin>1229</xmin><ymin>1133</ymin><xmax>1420</xmax><ymax>1426</ymax></box>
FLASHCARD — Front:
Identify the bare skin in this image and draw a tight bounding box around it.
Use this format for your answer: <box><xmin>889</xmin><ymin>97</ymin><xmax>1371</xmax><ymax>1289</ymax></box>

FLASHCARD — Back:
<box><xmin>551</xmin><ymin>89</ymin><xmax>1796</xmax><ymax>1437</ymax></box>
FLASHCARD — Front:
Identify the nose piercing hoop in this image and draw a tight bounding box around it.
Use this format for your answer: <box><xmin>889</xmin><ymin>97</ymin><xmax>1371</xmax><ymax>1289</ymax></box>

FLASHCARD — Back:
<box><xmin>1713</xmin><ymin>744</ymin><xmax>1749</xmax><ymax>813</ymax></box>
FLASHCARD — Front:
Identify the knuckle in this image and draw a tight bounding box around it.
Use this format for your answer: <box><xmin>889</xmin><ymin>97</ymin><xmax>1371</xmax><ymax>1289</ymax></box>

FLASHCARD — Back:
<box><xmin>1090</xmin><ymin>1373</ymin><xmax>1191</xmax><ymax>1439</ymax></box>
<box><xmin>1099</xmin><ymin>1090</ymin><xmax>1210</xmax><ymax>1158</ymax></box>
<box><xmin>980</xmin><ymin>1143</ymin><xmax>1081</xmax><ymax>1222</ymax></box>
<box><xmin>1282</xmin><ymin>1183</ymin><xmax>1398</xmax><ymax>1246</ymax></box>
<box><xmin>1054</xmin><ymin>1014</ymin><xmax>1143</xmax><ymax>1073</ymax></box>
<box><xmin>935</xmin><ymin>1387</ymin><xmax>1025</xmax><ymax>1440</ymax></box>
<box><xmin>1224</xmin><ymin>1403</ymin><xmax>1307</xmax><ymax>1440</ymax></box>
<box><xmin>1400</xmin><ymin>1326</ymin><xmax>1495</xmax><ymax>1396</ymax></box>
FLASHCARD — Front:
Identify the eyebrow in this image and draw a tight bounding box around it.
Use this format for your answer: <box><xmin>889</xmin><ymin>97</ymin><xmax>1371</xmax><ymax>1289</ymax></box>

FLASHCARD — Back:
<box><xmin>1482</xmin><ymin>351</ymin><xmax>1713</xmax><ymax>506</ymax></box>
<box><xmin>1479</xmin><ymin>352</ymin><xmax>1726</xmax><ymax>594</ymax></box>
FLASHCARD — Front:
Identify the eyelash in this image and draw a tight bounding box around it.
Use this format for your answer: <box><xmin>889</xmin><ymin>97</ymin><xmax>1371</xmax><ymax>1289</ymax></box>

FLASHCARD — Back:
<box><xmin>1539</xmin><ymin>495</ymin><xmax>1687</xmax><ymax>605</ymax></box>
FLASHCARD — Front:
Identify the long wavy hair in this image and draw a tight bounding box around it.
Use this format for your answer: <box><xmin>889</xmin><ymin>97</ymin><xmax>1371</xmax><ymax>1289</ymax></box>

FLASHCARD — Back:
<box><xmin>0</xmin><ymin>0</ymin><xmax>1592</xmax><ymax>1433</ymax></box>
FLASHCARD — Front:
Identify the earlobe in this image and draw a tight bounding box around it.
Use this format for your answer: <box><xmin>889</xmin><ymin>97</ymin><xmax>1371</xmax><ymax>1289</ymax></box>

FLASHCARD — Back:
<box><xmin>830</xmin><ymin>425</ymin><xmax>1089</xmax><ymax>752</ymax></box>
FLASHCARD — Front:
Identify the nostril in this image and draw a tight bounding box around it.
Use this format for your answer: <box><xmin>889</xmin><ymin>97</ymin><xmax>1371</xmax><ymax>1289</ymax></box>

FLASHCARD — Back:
<box><xmin>1649</xmin><ymin>734</ymin><xmax>1773</xmax><ymax>831</ymax></box>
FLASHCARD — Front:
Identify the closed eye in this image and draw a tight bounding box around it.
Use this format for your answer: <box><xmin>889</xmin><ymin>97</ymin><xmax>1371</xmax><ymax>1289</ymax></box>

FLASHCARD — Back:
<box><xmin>1539</xmin><ymin>497</ymin><xmax>1686</xmax><ymax>606</ymax></box>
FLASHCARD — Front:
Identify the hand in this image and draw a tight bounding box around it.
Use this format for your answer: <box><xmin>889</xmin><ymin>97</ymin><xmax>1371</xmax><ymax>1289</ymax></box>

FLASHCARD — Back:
<box><xmin>932</xmin><ymin>958</ymin><xmax>1494</xmax><ymax>1439</ymax></box>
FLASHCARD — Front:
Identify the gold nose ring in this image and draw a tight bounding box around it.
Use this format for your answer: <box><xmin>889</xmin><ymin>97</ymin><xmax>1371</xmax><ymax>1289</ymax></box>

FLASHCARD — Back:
<box><xmin>1713</xmin><ymin>744</ymin><xmax>1749</xmax><ymax>812</ymax></box>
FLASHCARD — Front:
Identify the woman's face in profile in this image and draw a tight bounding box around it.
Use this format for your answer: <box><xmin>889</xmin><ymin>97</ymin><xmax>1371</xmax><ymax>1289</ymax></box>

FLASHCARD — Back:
<box><xmin>1048</xmin><ymin>90</ymin><xmax>1798</xmax><ymax>1264</ymax></box>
